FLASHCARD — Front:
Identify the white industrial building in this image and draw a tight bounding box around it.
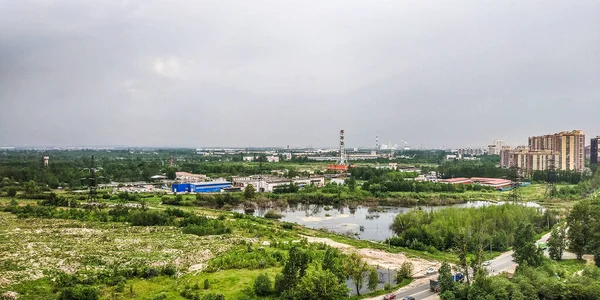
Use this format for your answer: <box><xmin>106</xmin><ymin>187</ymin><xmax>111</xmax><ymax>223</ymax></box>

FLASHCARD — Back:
<box><xmin>232</xmin><ymin>175</ymin><xmax>325</xmax><ymax>192</ymax></box>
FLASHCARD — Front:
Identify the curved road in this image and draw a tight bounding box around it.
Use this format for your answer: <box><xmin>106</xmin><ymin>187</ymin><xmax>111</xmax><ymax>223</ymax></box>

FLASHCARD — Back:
<box><xmin>366</xmin><ymin>232</ymin><xmax>554</xmax><ymax>300</ymax></box>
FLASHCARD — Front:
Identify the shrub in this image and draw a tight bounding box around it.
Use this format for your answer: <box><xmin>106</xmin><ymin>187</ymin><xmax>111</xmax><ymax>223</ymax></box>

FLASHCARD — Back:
<box><xmin>58</xmin><ymin>285</ymin><xmax>99</xmax><ymax>300</ymax></box>
<box><xmin>129</xmin><ymin>211</ymin><xmax>170</xmax><ymax>226</ymax></box>
<box><xmin>202</xmin><ymin>294</ymin><xmax>224</xmax><ymax>300</ymax></box>
<box><xmin>397</xmin><ymin>262</ymin><xmax>414</xmax><ymax>282</ymax></box>
<box><xmin>253</xmin><ymin>273</ymin><xmax>273</xmax><ymax>296</ymax></box>
<box><xmin>162</xmin><ymin>264</ymin><xmax>177</xmax><ymax>277</ymax></box>
<box><xmin>6</xmin><ymin>187</ymin><xmax>17</xmax><ymax>197</ymax></box>
<box><xmin>264</xmin><ymin>210</ymin><xmax>283</xmax><ymax>219</ymax></box>
<box><xmin>204</xmin><ymin>279</ymin><xmax>210</xmax><ymax>290</ymax></box>
<box><xmin>384</xmin><ymin>283</ymin><xmax>392</xmax><ymax>291</ymax></box>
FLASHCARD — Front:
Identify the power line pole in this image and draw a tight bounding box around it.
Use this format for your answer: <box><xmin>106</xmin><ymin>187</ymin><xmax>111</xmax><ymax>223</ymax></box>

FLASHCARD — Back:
<box><xmin>83</xmin><ymin>155</ymin><xmax>99</xmax><ymax>203</ymax></box>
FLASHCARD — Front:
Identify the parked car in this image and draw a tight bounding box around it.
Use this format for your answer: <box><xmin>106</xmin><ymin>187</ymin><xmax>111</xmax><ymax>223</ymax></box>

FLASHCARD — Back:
<box><xmin>482</xmin><ymin>260</ymin><xmax>491</xmax><ymax>266</ymax></box>
<box><xmin>383</xmin><ymin>293</ymin><xmax>396</xmax><ymax>300</ymax></box>
<box><xmin>426</xmin><ymin>267</ymin><xmax>436</xmax><ymax>274</ymax></box>
<box><xmin>402</xmin><ymin>297</ymin><xmax>416</xmax><ymax>300</ymax></box>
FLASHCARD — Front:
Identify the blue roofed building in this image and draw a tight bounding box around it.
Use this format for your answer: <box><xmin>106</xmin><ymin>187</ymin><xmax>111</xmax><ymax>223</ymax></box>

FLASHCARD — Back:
<box><xmin>172</xmin><ymin>182</ymin><xmax>232</xmax><ymax>193</ymax></box>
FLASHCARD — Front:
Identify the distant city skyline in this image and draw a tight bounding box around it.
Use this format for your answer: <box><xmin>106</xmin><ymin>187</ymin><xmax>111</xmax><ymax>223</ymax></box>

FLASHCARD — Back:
<box><xmin>1</xmin><ymin>1</ymin><xmax>598</xmax><ymax>148</ymax></box>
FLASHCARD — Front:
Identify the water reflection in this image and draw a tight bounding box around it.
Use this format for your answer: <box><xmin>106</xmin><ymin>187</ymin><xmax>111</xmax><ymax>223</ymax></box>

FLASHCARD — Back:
<box><xmin>238</xmin><ymin>201</ymin><xmax>541</xmax><ymax>242</ymax></box>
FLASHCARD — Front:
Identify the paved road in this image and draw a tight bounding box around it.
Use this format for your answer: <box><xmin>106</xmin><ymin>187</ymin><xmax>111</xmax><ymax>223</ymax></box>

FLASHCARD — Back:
<box><xmin>368</xmin><ymin>232</ymin><xmax>555</xmax><ymax>300</ymax></box>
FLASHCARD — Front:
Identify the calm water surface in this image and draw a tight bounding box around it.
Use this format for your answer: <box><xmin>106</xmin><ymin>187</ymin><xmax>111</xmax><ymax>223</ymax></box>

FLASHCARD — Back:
<box><xmin>238</xmin><ymin>201</ymin><xmax>541</xmax><ymax>241</ymax></box>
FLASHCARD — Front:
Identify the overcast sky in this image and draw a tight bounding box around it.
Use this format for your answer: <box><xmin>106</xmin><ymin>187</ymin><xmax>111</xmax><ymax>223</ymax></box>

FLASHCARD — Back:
<box><xmin>1</xmin><ymin>0</ymin><xmax>599</xmax><ymax>149</ymax></box>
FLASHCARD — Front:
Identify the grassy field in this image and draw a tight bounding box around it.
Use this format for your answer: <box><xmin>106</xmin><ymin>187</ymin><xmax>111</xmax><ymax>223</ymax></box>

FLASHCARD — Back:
<box><xmin>119</xmin><ymin>268</ymin><xmax>281</xmax><ymax>300</ymax></box>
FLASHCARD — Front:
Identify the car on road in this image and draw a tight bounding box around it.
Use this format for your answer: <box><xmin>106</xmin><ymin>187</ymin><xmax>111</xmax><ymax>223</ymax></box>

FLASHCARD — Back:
<box><xmin>426</xmin><ymin>267</ymin><xmax>436</xmax><ymax>274</ymax></box>
<box><xmin>383</xmin><ymin>293</ymin><xmax>396</xmax><ymax>300</ymax></box>
<box><xmin>402</xmin><ymin>296</ymin><xmax>416</xmax><ymax>300</ymax></box>
<box><xmin>482</xmin><ymin>260</ymin><xmax>491</xmax><ymax>266</ymax></box>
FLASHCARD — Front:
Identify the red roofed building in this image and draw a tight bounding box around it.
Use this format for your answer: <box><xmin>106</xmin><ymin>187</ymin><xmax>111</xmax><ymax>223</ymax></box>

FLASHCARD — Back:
<box><xmin>439</xmin><ymin>177</ymin><xmax>472</xmax><ymax>184</ymax></box>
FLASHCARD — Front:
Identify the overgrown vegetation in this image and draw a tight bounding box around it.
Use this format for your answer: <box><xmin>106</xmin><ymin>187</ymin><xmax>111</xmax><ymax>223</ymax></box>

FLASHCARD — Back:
<box><xmin>388</xmin><ymin>204</ymin><xmax>559</xmax><ymax>252</ymax></box>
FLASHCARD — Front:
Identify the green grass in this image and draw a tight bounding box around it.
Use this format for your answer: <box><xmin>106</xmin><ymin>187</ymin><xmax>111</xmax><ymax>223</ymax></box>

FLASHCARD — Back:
<box><xmin>300</xmin><ymin>227</ymin><xmax>459</xmax><ymax>263</ymax></box>
<box><xmin>551</xmin><ymin>259</ymin><xmax>588</xmax><ymax>275</ymax></box>
<box><xmin>115</xmin><ymin>268</ymin><xmax>281</xmax><ymax>299</ymax></box>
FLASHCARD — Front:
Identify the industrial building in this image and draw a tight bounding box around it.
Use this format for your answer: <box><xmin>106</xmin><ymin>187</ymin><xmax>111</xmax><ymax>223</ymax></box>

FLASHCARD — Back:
<box><xmin>175</xmin><ymin>172</ymin><xmax>207</xmax><ymax>182</ymax></box>
<box><xmin>439</xmin><ymin>177</ymin><xmax>515</xmax><ymax>190</ymax></box>
<box><xmin>172</xmin><ymin>182</ymin><xmax>232</xmax><ymax>193</ymax></box>
<box><xmin>231</xmin><ymin>175</ymin><xmax>325</xmax><ymax>193</ymax></box>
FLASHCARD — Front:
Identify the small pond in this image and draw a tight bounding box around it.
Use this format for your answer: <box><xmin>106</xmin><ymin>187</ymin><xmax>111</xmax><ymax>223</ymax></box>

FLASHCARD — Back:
<box><xmin>237</xmin><ymin>201</ymin><xmax>542</xmax><ymax>241</ymax></box>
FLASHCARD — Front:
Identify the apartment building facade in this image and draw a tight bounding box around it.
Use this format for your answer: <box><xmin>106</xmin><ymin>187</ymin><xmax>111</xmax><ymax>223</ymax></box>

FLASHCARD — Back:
<box><xmin>591</xmin><ymin>137</ymin><xmax>600</xmax><ymax>166</ymax></box>
<box><xmin>502</xmin><ymin>130</ymin><xmax>585</xmax><ymax>173</ymax></box>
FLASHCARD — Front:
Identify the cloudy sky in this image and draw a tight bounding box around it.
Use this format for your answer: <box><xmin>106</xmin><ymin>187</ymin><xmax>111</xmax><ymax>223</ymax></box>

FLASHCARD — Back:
<box><xmin>1</xmin><ymin>0</ymin><xmax>599</xmax><ymax>148</ymax></box>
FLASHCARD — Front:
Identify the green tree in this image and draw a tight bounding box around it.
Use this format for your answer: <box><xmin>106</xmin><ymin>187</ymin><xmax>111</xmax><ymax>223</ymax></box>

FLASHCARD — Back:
<box><xmin>438</xmin><ymin>262</ymin><xmax>455</xmax><ymax>294</ymax></box>
<box><xmin>166</xmin><ymin>168</ymin><xmax>176</xmax><ymax>180</ymax></box>
<box><xmin>513</xmin><ymin>223</ymin><xmax>543</xmax><ymax>267</ymax></box>
<box><xmin>346</xmin><ymin>177</ymin><xmax>357</xmax><ymax>192</ymax></box>
<box><xmin>368</xmin><ymin>268</ymin><xmax>378</xmax><ymax>291</ymax></box>
<box><xmin>203</xmin><ymin>279</ymin><xmax>210</xmax><ymax>290</ymax></box>
<box><xmin>567</xmin><ymin>201</ymin><xmax>591</xmax><ymax>260</ymax></box>
<box><xmin>322</xmin><ymin>247</ymin><xmax>346</xmax><ymax>282</ymax></box>
<box><xmin>548</xmin><ymin>225</ymin><xmax>566</xmax><ymax>260</ymax></box>
<box><xmin>275</xmin><ymin>246</ymin><xmax>311</xmax><ymax>296</ymax></box>
<box><xmin>396</xmin><ymin>261</ymin><xmax>414</xmax><ymax>282</ymax></box>
<box><xmin>24</xmin><ymin>180</ymin><xmax>39</xmax><ymax>195</ymax></box>
<box><xmin>440</xmin><ymin>291</ymin><xmax>456</xmax><ymax>300</ymax></box>
<box><xmin>344</xmin><ymin>252</ymin><xmax>370</xmax><ymax>296</ymax></box>
<box><xmin>295</xmin><ymin>269</ymin><xmax>349</xmax><ymax>300</ymax></box>
<box><xmin>253</xmin><ymin>273</ymin><xmax>272</xmax><ymax>296</ymax></box>
<box><xmin>244</xmin><ymin>184</ymin><xmax>256</xmax><ymax>199</ymax></box>
<box><xmin>455</xmin><ymin>233</ymin><xmax>471</xmax><ymax>284</ymax></box>
<box><xmin>470</xmin><ymin>244</ymin><xmax>484</xmax><ymax>276</ymax></box>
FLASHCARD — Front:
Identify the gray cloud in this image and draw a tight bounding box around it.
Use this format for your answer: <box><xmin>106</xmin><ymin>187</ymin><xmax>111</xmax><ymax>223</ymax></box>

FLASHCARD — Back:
<box><xmin>1</xmin><ymin>0</ymin><xmax>599</xmax><ymax>148</ymax></box>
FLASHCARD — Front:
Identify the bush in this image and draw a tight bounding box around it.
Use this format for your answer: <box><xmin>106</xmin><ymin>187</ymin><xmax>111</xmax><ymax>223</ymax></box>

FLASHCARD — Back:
<box><xmin>162</xmin><ymin>264</ymin><xmax>177</xmax><ymax>277</ymax></box>
<box><xmin>253</xmin><ymin>273</ymin><xmax>273</xmax><ymax>296</ymax></box>
<box><xmin>129</xmin><ymin>210</ymin><xmax>170</xmax><ymax>226</ymax></box>
<box><xmin>384</xmin><ymin>282</ymin><xmax>392</xmax><ymax>291</ymax></box>
<box><xmin>264</xmin><ymin>210</ymin><xmax>283</xmax><ymax>219</ymax></box>
<box><xmin>6</xmin><ymin>187</ymin><xmax>17</xmax><ymax>197</ymax></box>
<box><xmin>58</xmin><ymin>285</ymin><xmax>99</xmax><ymax>300</ymax></box>
<box><xmin>204</xmin><ymin>279</ymin><xmax>210</xmax><ymax>290</ymax></box>
<box><xmin>397</xmin><ymin>262</ymin><xmax>414</xmax><ymax>282</ymax></box>
<box><xmin>202</xmin><ymin>294</ymin><xmax>225</xmax><ymax>300</ymax></box>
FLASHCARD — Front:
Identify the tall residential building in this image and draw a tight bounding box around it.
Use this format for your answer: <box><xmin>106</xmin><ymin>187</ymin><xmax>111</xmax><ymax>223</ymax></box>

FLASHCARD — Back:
<box><xmin>591</xmin><ymin>137</ymin><xmax>600</xmax><ymax>166</ymax></box>
<box><xmin>503</xmin><ymin>130</ymin><xmax>585</xmax><ymax>173</ymax></box>
<box><xmin>528</xmin><ymin>130</ymin><xmax>585</xmax><ymax>171</ymax></box>
<box><xmin>507</xmin><ymin>150</ymin><xmax>559</xmax><ymax>172</ymax></box>
<box><xmin>487</xmin><ymin>139</ymin><xmax>506</xmax><ymax>155</ymax></box>
<box><xmin>500</xmin><ymin>146</ymin><xmax>512</xmax><ymax>167</ymax></box>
